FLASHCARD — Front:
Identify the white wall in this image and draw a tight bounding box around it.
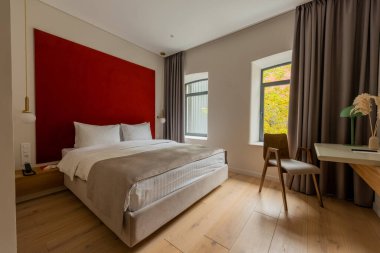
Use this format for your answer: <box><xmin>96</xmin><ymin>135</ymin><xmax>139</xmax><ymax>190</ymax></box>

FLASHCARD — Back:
<box><xmin>0</xmin><ymin>0</ymin><xmax>17</xmax><ymax>251</ymax></box>
<box><xmin>11</xmin><ymin>0</ymin><xmax>165</xmax><ymax>169</ymax></box>
<box><xmin>184</xmin><ymin>11</ymin><xmax>295</xmax><ymax>179</ymax></box>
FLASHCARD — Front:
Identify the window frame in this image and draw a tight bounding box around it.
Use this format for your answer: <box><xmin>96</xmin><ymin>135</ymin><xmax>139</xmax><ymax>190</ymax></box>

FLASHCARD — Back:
<box><xmin>185</xmin><ymin>78</ymin><xmax>208</xmax><ymax>137</ymax></box>
<box><xmin>259</xmin><ymin>62</ymin><xmax>291</xmax><ymax>141</ymax></box>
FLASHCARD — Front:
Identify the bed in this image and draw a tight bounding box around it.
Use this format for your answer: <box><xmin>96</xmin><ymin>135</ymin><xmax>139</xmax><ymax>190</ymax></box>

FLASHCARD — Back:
<box><xmin>59</xmin><ymin>139</ymin><xmax>228</xmax><ymax>247</ymax></box>
<box><xmin>34</xmin><ymin>30</ymin><xmax>228</xmax><ymax>247</ymax></box>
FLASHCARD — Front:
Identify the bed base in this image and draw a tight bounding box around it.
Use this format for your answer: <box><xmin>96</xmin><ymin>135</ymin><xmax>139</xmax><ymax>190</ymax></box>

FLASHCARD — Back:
<box><xmin>64</xmin><ymin>165</ymin><xmax>228</xmax><ymax>247</ymax></box>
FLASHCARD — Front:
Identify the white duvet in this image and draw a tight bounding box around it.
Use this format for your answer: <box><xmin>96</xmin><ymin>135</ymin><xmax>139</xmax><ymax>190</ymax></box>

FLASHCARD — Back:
<box><xmin>58</xmin><ymin>140</ymin><xmax>181</xmax><ymax>181</ymax></box>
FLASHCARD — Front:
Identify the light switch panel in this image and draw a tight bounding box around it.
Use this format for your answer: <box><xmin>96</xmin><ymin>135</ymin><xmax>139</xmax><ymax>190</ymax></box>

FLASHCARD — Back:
<box><xmin>21</xmin><ymin>142</ymin><xmax>31</xmax><ymax>165</ymax></box>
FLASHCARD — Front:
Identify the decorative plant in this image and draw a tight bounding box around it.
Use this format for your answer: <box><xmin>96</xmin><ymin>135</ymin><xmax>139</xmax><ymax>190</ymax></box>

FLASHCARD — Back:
<box><xmin>340</xmin><ymin>105</ymin><xmax>362</xmax><ymax>145</ymax></box>
<box><xmin>351</xmin><ymin>93</ymin><xmax>380</xmax><ymax>137</ymax></box>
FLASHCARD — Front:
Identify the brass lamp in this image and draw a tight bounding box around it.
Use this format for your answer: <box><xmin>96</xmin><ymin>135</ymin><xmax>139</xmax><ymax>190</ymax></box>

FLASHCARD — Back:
<box><xmin>20</xmin><ymin>0</ymin><xmax>36</xmax><ymax>123</ymax></box>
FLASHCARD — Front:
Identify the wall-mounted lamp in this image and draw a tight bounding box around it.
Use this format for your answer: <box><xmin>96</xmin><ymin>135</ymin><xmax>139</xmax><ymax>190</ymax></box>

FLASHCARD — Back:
<box><xmin>157</xmin><ymin>116</ymin><xmax>166</xmax><ymax>124</ymax></box>
<box><xmin>157</xmin><ymin>109</ymin><xmax>166</xmax><ymax>124</ymax></box>
<box><xmin>20</xmin><ymin>0</ymin><xmax>36</xmax><ymax>124</ymax></box>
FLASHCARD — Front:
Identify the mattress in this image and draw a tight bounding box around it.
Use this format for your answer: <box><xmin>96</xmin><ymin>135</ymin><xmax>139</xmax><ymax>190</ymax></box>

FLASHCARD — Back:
<box><xmin>60</xmin><ymin>141</ymin><xmax>226</xmax><ymax>212</ymax></box>
<box><xmin>127</xmin><ymin>151</ymin><xmax>225</xmax><ymax>211</ymax></box>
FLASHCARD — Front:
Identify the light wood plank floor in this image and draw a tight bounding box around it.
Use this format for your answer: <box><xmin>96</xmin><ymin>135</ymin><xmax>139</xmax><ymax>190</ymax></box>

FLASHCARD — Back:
<box><xmin>17</xmin><ymin>173</ymin><xmax>380</xmax><ymax>253</ymax></box>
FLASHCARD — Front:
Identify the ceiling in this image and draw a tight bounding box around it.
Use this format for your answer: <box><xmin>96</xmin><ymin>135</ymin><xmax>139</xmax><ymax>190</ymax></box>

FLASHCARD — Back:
<box><xmin>40</xmin><ymin>0</ymin><xmax>310</xmax><ymax>56</ymax></box>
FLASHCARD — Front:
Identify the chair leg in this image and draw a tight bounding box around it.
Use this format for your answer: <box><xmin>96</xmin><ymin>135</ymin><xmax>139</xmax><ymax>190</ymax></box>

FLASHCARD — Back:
<box><xmin>278</xmin><ymin>167</ymin><xmax>288</xmax><ymax>212</ymax></box>
<box><xmin>288</xmin><ymin>175</ymin><xmax>295</xmax><ymax>190</ymax></box>
<box><xmin>259</xmin><ymin>163</ymin><xmax>268</xmax><ymax>193</ymax></box>
<box><xmin>312</xmin><ymin>174</ymin><xmax>324</xmax><ymax>208</ymax></box>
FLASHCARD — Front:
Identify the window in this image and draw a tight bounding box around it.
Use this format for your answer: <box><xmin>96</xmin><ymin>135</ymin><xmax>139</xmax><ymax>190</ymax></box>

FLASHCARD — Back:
<box><xmin>249</xmin><ymin>51</ymin><xmax>292</xmax><ymax>144</ymax></box>
<box><xmin>185</xmin><ymin>77</ymin><xmax>208</xmax><ymax>137</ymax></box>
<box><xmin>259</xmin><ymin>62</ymin><xmax>291</xmax><ymax>141</ymax></box>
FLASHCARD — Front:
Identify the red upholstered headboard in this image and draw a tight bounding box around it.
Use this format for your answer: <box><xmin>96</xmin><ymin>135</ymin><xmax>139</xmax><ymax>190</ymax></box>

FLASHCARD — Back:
<box><xmin>34</xmin><ymin>29</ymin><xmax>155</xmax><ymax>163</ymax></box>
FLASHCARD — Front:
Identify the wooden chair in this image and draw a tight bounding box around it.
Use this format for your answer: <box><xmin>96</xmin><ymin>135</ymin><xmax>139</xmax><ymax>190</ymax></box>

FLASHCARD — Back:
<box><xmin>259</xmin><ymin>133</ymin><xmax>324</xmax><ymax>211</ymax></box>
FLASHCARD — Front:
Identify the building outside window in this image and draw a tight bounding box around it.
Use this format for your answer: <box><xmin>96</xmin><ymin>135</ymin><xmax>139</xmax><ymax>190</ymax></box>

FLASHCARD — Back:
<box><xmin>185</xmin><ymin>75</ymin><xmax>208</xmax><ymax>137</ymax></box>
<box><xmin>259</xmin><ymin>62</ymin><xmax>291</xmax><ymax>141</ymax></box>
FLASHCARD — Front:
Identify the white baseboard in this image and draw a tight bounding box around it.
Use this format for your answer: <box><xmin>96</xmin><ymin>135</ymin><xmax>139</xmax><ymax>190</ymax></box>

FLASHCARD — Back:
<box><xmin>229</xmin><ymin>167</ymin><xmax>278</xmax><ymax>182</ymax></box>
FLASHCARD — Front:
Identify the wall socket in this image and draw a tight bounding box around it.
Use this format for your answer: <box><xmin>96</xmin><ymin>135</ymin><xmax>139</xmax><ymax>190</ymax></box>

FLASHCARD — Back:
<box><xmin>21</xmin><ymin>142</ymin><xmax>31</xmax><ymax>166</ymax></box>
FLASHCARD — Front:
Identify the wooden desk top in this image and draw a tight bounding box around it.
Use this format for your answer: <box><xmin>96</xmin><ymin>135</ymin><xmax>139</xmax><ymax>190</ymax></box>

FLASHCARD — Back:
<box><xmin>314</xmin><ymin>143</ymin><xmax>380</xmax><ymax>167</ymax></box>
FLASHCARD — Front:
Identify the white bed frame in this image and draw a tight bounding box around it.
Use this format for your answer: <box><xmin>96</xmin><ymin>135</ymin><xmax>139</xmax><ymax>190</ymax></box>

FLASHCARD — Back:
<box><xmin>64</xmin><ymin>164</ymin><xmax>228</xmax><ymax>247</ymax></box>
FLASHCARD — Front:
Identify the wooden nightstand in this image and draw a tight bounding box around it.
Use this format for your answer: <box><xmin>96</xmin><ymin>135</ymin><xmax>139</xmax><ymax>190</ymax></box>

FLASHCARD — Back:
<box><xmin>15</xmin><ymin>166</ymin><xmax>65</xmax><ymax>203</ymax></box>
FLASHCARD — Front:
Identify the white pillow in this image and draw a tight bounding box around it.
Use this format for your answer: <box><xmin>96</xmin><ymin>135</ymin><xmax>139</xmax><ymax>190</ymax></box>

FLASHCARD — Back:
<box><xmin>62</xmin><ymin>148</ymin><xmax>76</xmax><ymax>158</ymax></box>
<box><xmin>74</xmin><ymin>122</ymin><xmax>121</xmax><ymax>148</ymax></box>
<box><xmin>121</xmin><ymin>122</ymin><xmax>152</xmax><ymax>141</ymax></box>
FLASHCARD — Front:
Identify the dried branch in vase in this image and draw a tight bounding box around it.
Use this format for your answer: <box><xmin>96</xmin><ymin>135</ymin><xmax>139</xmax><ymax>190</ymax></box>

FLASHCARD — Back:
<box><xmin>351</xmin><ymin>93</ymin><xmax>380</xmax><ymax>137</ymax></box>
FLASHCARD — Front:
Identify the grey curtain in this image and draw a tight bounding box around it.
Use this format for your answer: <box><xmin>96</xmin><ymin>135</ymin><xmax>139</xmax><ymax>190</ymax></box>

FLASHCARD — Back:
<box><xmin>164</xmin><ymin>52</ymin><xmax>185</xmax><ymax>142</ymax></box>
<box><xmin>288</xmin><ymin>0</ymin><xmax>380</xmax><ymax>206</ymax></box>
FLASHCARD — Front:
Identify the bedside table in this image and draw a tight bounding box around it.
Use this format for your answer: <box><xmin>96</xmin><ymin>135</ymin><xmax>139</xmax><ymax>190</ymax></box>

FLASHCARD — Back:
<box><xmin>15</xmin><ymin>166</ymin><xmax>65</xmax><ymax>203</ymax></box>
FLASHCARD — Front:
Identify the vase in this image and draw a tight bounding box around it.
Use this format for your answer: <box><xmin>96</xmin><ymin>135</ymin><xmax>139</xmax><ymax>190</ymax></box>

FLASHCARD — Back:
<box><xmin>368</xmin><ymin>136</ymin><xmax>379</xmax><ymax>150</ymax></box>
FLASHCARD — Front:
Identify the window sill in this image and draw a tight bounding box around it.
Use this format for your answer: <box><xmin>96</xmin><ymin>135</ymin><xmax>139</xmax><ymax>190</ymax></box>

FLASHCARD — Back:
<box><xmin>250</xmin><ymin>141</ymin><xmax>263</xmax><ymax>147</ymax></box>
<box><xmin>185</xmin><ymin>136</ymin><xmax>208</xmax><ymax>140</ymax></box>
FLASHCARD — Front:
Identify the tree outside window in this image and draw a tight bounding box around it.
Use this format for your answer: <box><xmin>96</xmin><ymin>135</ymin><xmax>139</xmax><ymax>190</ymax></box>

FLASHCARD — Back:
<box><xmin>259</xmin><ymin>63</ymin><xmax>291</xmax><ymax>141</ymax></box>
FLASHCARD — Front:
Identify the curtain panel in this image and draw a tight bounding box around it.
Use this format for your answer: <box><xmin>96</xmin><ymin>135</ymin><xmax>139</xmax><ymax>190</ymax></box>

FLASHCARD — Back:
<box><xmin>288</xmin><ymin>0</ymin><xmax>380</xmax><ymax>206</ymax></box>
<box><xmin>164</xmin><ymin>52</ymin><xmax>185</xmax><ymax>142</ymax></box>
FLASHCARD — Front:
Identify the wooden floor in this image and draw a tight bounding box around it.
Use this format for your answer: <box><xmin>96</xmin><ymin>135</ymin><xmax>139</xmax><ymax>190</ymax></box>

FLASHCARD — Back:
<box><xmin>17</xmin><ymin>173</ymin><xmax>380</xmax><ymax>253</ymax></box>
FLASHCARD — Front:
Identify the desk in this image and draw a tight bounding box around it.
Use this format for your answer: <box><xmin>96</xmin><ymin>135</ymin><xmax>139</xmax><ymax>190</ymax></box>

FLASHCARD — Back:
<box><xmin>314</xmin><ymin>143</ymin><xmax>380</xmax><ymax>195</ymax></box>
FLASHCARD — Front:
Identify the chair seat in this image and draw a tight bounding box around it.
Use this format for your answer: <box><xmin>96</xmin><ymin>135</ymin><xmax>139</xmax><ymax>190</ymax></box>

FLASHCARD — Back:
<box><xmin>268</xmin><ymin>159</ymin><xmax>320</xmax><ymax>175</ymax></box>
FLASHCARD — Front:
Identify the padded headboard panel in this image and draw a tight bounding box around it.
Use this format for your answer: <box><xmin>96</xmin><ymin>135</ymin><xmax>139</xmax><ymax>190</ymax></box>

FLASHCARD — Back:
<box><xmin>34</xmin><ymin>29</ymin><xmax>155</xmax><ymax>163</ymax></box>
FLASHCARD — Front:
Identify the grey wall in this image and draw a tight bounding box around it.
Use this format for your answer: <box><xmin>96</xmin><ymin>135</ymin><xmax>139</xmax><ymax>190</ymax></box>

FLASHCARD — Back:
<box><xmin>0</xmin><ymin>0</ymin><xmax>17</xmax><ymax>251</ymax></box>
<box><xmin>11</xmin><ymin>0</ymin><xmax>165</xmax><ymax>169</ymax></box>
<box><xmin>184</xmin><ymin>11</ymin><xmax>295</xmax><ymax>179</ymax></box>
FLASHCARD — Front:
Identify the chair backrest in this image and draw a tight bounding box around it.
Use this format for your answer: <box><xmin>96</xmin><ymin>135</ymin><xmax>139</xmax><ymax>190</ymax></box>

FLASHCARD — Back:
<box><xmin>263</xmin><ymin>133</ymin><xmax>290</xmax><ymax>160</ymax></box>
